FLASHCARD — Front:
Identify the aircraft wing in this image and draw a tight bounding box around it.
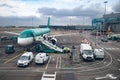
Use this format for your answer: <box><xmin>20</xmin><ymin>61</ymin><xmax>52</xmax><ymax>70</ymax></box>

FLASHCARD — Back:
<box><xmin>51</xmin><ymin>33</ymin><xmax>79</xmax><ymax>37</ymax></box>
<box><xmin>4</xmin><ymin>31</ymin><xmax>20</xmax><ymax>35</ymax></box>
<box><xmin>4</xmin><ymin>30</ymin><xmax>79</xmax><ymax>38</ymax></box>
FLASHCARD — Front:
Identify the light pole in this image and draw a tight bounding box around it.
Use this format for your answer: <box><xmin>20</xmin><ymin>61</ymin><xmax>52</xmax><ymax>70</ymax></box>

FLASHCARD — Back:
<box><xmin>103</xmin><ymin>1</ymin><xmax>108</xmax><ymax>35</ymax></box>
<box><xmin>104</xmin><ymin>1</ymin><xmax>108</xmax><ymax>15</ymax></box>
<box><xmin>83</xmin><ymin>17</ymin><xmax>85</xmax><ymax>26</ymax></box>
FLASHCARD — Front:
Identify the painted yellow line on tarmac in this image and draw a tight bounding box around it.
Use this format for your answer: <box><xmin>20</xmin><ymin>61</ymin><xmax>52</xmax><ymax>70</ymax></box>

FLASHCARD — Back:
<box><xmin>4</xmin><ymin>53</ymin><xmax>22</xmax><ymax>64</ymax></box>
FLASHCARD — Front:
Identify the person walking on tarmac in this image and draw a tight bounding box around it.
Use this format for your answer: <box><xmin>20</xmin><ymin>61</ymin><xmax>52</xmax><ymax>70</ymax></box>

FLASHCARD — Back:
<box><xmin>72</xmin><ymin>45</ymin><xmax>75</xmax><ymax>49</ymax></box>
<box><xmin>26</xmin><ymin>47</ymin><xmax>30</xmax><ymax>52</ymax></box>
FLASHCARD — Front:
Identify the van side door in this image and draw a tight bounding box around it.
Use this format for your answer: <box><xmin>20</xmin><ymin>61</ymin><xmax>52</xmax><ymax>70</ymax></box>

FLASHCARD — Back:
<box><xmin>28</xmin><ymin>56</ymin><xmax>31</xmax><ymax>62</ymax></box>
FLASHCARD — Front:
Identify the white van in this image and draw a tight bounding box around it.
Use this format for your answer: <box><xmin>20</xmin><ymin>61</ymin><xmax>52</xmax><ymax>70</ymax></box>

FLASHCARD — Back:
<box><xmin>93</xmin><ymin>49</ymin><xmax>104</xmax><ymax>59</ymax></box>
<box><xmin>35</xmin><ymin>53</ymin><xmax>49</xmax><ymax>64</ymax></box>
<box><xmin>17</xmin><ymin>52</ymin><xmax>34</xmax><ymax>67</ymax></box>
<box><xmin>80</xmin><ymin>44</ymin><xmax>94</xmax><ymax>61</ymax></box>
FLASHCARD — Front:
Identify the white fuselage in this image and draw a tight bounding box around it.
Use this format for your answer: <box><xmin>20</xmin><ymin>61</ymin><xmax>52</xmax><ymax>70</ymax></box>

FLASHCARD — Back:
<box><xmin>17</xmin><ymin>37</ymin><xmax>34</xmax><ymax>46</ymax></box>
<box><xmin>17</xmin><ymin>34</ymin><xmax>48</xmax><ymax>46</ymax></box>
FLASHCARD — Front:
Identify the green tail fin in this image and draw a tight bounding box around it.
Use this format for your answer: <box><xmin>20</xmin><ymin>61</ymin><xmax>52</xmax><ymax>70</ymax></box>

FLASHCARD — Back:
<box><xmin>47</xmin><ymin>17</ymin><xmax>50</xmax><ymax>28</ymax></box>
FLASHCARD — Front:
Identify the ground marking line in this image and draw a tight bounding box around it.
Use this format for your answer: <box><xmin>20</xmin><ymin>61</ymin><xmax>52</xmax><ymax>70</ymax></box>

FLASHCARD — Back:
<box><xmin>56</xmin><ymin>57</ymin><xmax>59</xmax><ymax>69</ymax></box>
<box><xmin>59</xmin><ymin>56</ymin><xmax>61</xmax><ymax>69</ymax></box>
<box><xmin>41</xmin><ymin>72</ymin><xmax>57</xmax><ymax>80</ymax></box>
<box><xmin>4</xmin><ymin>53</ymin><xmax>22</xmax><ymax>64</ymax></box>
<box><xmin>64</xmin><ymin>45</ymin><xmax>113</xmax><ymax>72</ymax></box>
<box><xmin>96</xmin><ymin>74</ymin><xmax>117</xmax><ymax>80</ymax></box>
<box><xmin>41</xmin><ymin>72</ymin><xmax>45</xmax><ymax>80</ymax></box>
<box><xmin>96</xmin><ymin>76</ymin><xmax>107</xmax><ymax>80</ymax></box>
<box><xmin>61</xmin><ymin>49</ymin><xmax>113</xmax><ymax>71</ymax></box>
<box><xmin>45</xmin><ymin>56</ymin><xmax>51</xmax><ymax>70</ymax></box>
<box><xmin>117</xmin><ymin>59</ymin><xmax>120</xmax><ymax>62</ymax></box>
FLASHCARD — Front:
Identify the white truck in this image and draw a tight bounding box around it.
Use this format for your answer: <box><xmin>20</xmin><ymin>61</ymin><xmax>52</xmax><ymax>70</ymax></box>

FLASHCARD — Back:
<box><xmin>35</xmin><ymin>53</ymin><xmax>49</xmax><ymax>64</ymax></box>
<box><xmin>80</xmin><ymin>44</ymin><xmax>94</xmax><ymax>61</ymax></box>
<box><xmin>93</xmin><ymin>49</ymin><xmax>104</xmax><ymax>59</ymax></box>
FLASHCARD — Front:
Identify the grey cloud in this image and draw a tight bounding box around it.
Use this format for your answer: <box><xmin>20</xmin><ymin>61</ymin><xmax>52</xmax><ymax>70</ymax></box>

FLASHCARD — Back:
<box><xmin>38</xmin><ymin>3</ymin><xmax>103</xmax><ymax>18</ymax></box>
<box><xmin>0</xmin><ymin>16</ymin><xmax>91</xmax><ymax>26</ymax></box>
<box><xmin>113</xmin><ymin>2</ymin><xmax>120</xmax><ymax>12</ymax></box>
<box><xmin>0</xmin><ymin>16</ymin><xmax>42</xmax><ymax>26</ymax></box>
<box><xmin>0</xmin><ymin>3</ymin><xmax>13</xmax><ymax>8</ymax></box>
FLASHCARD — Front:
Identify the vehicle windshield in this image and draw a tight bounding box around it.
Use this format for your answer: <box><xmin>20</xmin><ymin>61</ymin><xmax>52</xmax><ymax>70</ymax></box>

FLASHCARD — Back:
<box><xmin>7</xmin><ymin>47</ymin><xmax>11</xmax><ymax>50</ymax></box>
<box><xmin>6</xmin><ymin>46</ymin><xmax>13</xmax><ymax>50</ymax></box>
<box><xmin>83</xmin><ymin>50</ymin><xmax>92</xmax><ymax>55</ymax></box>
<box><xmin>19</xmin><ymin>56</ymin><xmax>29</xmax><ymax>61</ymax></box>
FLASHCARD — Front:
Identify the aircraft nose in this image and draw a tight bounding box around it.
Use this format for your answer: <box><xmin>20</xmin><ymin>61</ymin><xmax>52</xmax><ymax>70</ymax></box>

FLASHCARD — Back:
<box><xmin>17</xmin><ymin>37</ymin><xmax>33</xmax><ymax>46</ymax></box>
<box><xmin>18</xmin><ymin>37</ymin><xmax>25</xmax><ymax>45</ymax></box>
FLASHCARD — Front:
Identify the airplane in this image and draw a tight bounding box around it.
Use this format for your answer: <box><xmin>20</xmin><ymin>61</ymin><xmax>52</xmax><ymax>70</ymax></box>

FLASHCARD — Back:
<box><xmin>5</xmin><ymin>17</ymin><xmax>51</xmax><ymax>46</ymax></box>
<box><xmin>17</xmin><ymin>17</ymin><xmax>50</xmax><ymax>46</ymax></box>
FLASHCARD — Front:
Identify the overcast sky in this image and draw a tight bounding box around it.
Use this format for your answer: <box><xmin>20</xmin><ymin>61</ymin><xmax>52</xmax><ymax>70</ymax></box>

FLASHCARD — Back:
<box><xmin>0</xmin><ymin>0</ymin><xmax>120</xmax><ymax>26</ymax></box>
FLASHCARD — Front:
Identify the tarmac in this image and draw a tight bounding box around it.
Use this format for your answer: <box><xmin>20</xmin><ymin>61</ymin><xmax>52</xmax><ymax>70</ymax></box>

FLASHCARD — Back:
<box><xmin>0</xmin><ymin>28</ymin><xmax>120</xmax><ymax>80</ymax></box>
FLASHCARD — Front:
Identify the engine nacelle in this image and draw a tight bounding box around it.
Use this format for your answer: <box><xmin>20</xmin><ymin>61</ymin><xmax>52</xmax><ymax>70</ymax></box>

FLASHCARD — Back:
<box><xmin>50</xmin><ymin>37</ymin><xmax>57</xmax><ymax>45</ymax></box>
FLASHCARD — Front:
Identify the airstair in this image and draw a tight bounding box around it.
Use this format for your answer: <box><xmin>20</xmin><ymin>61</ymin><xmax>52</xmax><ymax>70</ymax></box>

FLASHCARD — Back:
<box><xmin>35</xmin><ymin>37</ymin><xmax>63</xmax><ymax>53</ymax></box>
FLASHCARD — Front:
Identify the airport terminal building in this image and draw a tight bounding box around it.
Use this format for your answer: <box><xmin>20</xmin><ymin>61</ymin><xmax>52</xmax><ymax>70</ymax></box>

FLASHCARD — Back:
<box><xmin>92</xmin><ymin>13</ymin><xmax>120</xmax><ymax>33</ymax></box>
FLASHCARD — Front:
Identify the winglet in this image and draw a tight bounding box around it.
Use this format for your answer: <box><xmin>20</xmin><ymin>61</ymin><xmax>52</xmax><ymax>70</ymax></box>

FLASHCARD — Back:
<box><xmin>47</xmin><ymin>17</ymin><xmax>50</xmax><ymax>28</ymax></box>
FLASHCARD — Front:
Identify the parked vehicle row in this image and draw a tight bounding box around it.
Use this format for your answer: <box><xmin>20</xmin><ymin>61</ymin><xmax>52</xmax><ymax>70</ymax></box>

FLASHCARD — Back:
<box><xmin>0</xmin><ymin>36</ymin><xmax>18</xmax><ymax>41</ymax></box>
<box><xmin>17</xmin><ymin>52</ymin><xmax>49</xmax><ymax>67</ymax></box>
<box><xmin>80</xmin><ymin>43</ymin><xmax>104</xmax><ymax>61</ymax></box>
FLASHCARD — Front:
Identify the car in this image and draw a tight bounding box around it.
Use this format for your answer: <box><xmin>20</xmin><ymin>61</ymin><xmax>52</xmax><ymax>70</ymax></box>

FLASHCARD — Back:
<box><xmin>10</xmin><ymin>36</ymin><xmax>18</xmax><ymax>42</ymax></box>
<box><xmin>117</xmin><ymin>38</ymin><xmax>120</xmax><ymax>42</ymax></box>
<box><xmin>63</xmin><ymin>47</ymin><xmax>71</xmax><ymax>53</ymax></box>
<box><xmin>5</xmin><ymin>45</ymin><xmax>15</xmax><ymax>54</ymax></box>
<box><xmin>35</xmin><ymin>53</ymin><xmax>49</xmax><ymax>65</ymax></box>
<box><xmin>93</xmin><ymin>49</ymin><xmax>104</xmax><ymax>59</ymax></box>
<box><xmin>91</xmin><ymin>30</ymin><xmax>101</xmax><ymax>36</ymax></box>
<box><xmin>17</xmin><ymin>52</ymin><xmax>34</xmax><ymax>67</ymax></box>
<box><xmin>101</xmin><ymin>37</ymin><xmax>108</xmax><ymax>42</ymax></box>
<box><xmin>0</xmin><ymin>36</ymin><xmax>9</xmax><ymax>41</ymax></box>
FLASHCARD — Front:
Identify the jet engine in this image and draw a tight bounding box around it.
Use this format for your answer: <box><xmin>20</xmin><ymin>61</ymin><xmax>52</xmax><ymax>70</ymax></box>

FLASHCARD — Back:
<box><xmin>50</xmin><ymin>37</ymin><xmax>57</xmax><ymax>45</ymax></box>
